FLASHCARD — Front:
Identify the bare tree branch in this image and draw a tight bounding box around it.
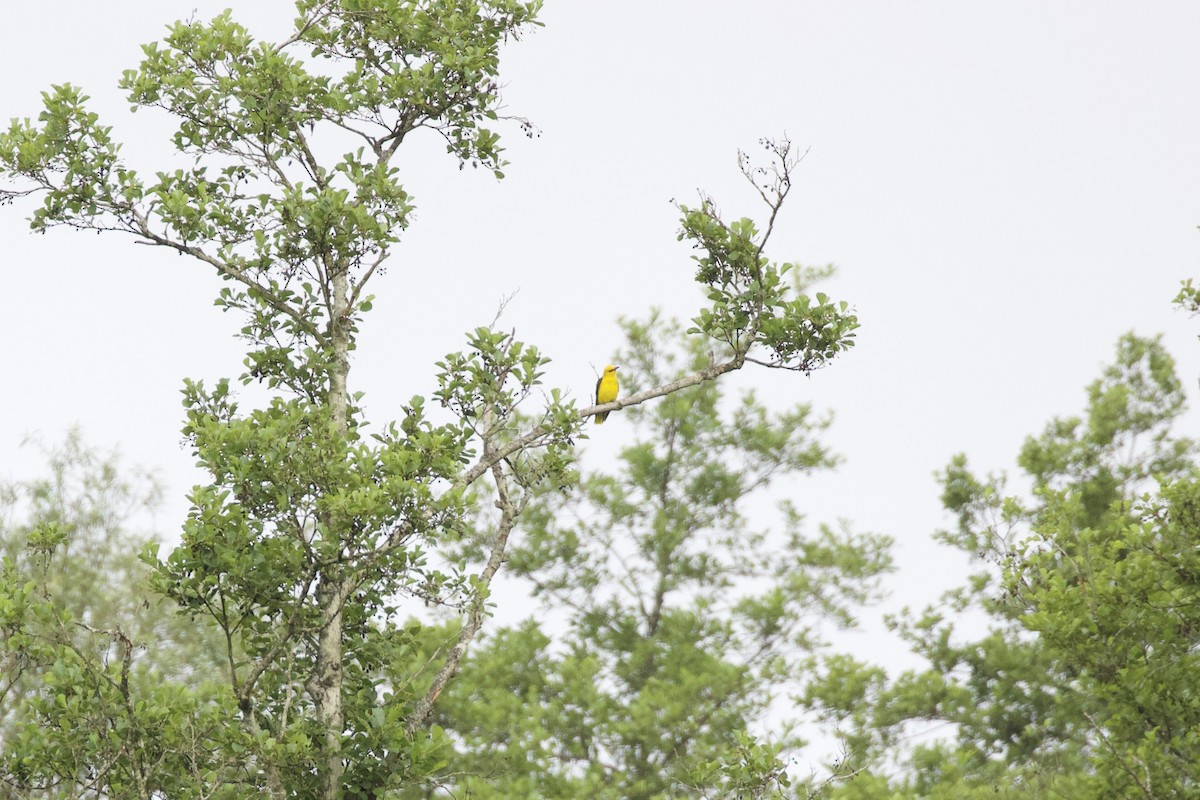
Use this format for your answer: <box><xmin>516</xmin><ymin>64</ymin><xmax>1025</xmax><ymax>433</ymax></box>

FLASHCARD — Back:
<box><xmin>455</xmin><ymin>354</ymin><xmax>746</xmax><ymax>491</ymax></box>
<box><xmin>405</xmin><ymin>411</ymin><xmax>523</xmax><ymax>735</ymax></box>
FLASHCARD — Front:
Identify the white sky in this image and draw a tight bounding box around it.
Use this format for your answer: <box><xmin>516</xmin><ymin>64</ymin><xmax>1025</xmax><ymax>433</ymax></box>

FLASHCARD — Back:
<box><xmin>3</xmin><ymin>3</ymin><xmax>1200</xmax><ymax>673</ymax></box>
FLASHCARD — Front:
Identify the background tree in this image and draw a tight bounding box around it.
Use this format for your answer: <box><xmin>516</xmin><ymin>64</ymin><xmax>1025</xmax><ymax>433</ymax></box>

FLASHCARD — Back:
<box><xmin>803</xmin><ymin>332</ymin><xmax>1198</xmax><ymax>799</ymax></box>
<box><xmin>0</xmin><ymin>2</ymin><xmax>858</xmax><ymax>797</ymax></box>
<box><xmin>0</xmin><ymin>432</ymin><xmax>224</xmax><ymax>736</ymax></box>
<box><xmin>400</xmin><ymin>313</ymin><xmax>891</xmax><ymax>799</ymax></box>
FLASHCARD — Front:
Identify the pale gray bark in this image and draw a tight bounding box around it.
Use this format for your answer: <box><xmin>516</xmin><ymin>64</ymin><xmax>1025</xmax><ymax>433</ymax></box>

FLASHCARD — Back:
<box><xmin>314</xmin><ymin>256</ymin><xmax>352</xmax><ymax>800</ymax></box>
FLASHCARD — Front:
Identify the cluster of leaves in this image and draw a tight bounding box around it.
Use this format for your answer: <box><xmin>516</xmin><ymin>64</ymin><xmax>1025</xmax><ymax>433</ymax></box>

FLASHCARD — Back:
<box><xmin>1175</xmin><ymin>277</ymin><xmax>1200</xmax><ymax>318</ymax></box>
<box><xmin>681</xmin><ymin>139</ymin><xmax>857</xmax><ymax>375</ymax></box>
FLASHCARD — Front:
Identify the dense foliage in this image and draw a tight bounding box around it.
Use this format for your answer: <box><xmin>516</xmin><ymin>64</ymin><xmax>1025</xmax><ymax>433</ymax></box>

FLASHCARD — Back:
<box><xmin>0</xmin><ymin>2</ymin><xmax>858</xmax><ymax>797</ymax></box>
<box><xmin>806</xmin><ymin>333</ymin><xmax>1200</xmax><ymax>799</ymax></box>
<box><xmin>408</xmin><ymin>315</ymin><xmax>891</xmax><ymax>799</ymax></box>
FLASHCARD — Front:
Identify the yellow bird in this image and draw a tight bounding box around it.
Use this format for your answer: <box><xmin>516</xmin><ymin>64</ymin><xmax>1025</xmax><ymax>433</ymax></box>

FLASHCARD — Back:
<box><xmin>594</xmin><ymin>364</ymin><xmax>619</xmax><ymax>424</ymax></box>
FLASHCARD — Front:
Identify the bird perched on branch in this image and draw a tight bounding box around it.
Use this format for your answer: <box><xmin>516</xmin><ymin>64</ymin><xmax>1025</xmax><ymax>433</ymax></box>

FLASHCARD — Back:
<box><xmin>594</xmin><ymin>364</ymin><xmax>619</xmax><ymax>424</ymax></box>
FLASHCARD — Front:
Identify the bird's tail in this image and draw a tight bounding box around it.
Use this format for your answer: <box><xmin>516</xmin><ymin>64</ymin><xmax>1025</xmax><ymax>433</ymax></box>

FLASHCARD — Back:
<box><xmin>595</xmin><ymin>411</ymin><xmax>609</xmax><ymax>424</ymax></box>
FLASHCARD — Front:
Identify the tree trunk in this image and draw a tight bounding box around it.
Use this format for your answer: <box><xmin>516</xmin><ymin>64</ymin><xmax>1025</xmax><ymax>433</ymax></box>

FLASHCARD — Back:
<box><xmin>315</xmin><ymin>259</ymin><xmax>352</xmax><ymax>798</ymax></box>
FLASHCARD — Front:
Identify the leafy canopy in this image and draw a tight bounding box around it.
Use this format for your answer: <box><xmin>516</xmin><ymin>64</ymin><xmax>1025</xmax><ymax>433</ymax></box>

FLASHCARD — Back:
<box><xmin>0</xmin><ymin>2</ymin><xmax>859</xmax><ymax>797</ymax></box>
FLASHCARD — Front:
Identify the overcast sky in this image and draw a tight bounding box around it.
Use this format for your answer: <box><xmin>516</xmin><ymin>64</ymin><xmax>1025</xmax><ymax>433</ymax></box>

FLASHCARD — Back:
<box><xmin>3</xmin><ymin>3</ymin><xmax>1199</xmax><ymax>659</ymax></box>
